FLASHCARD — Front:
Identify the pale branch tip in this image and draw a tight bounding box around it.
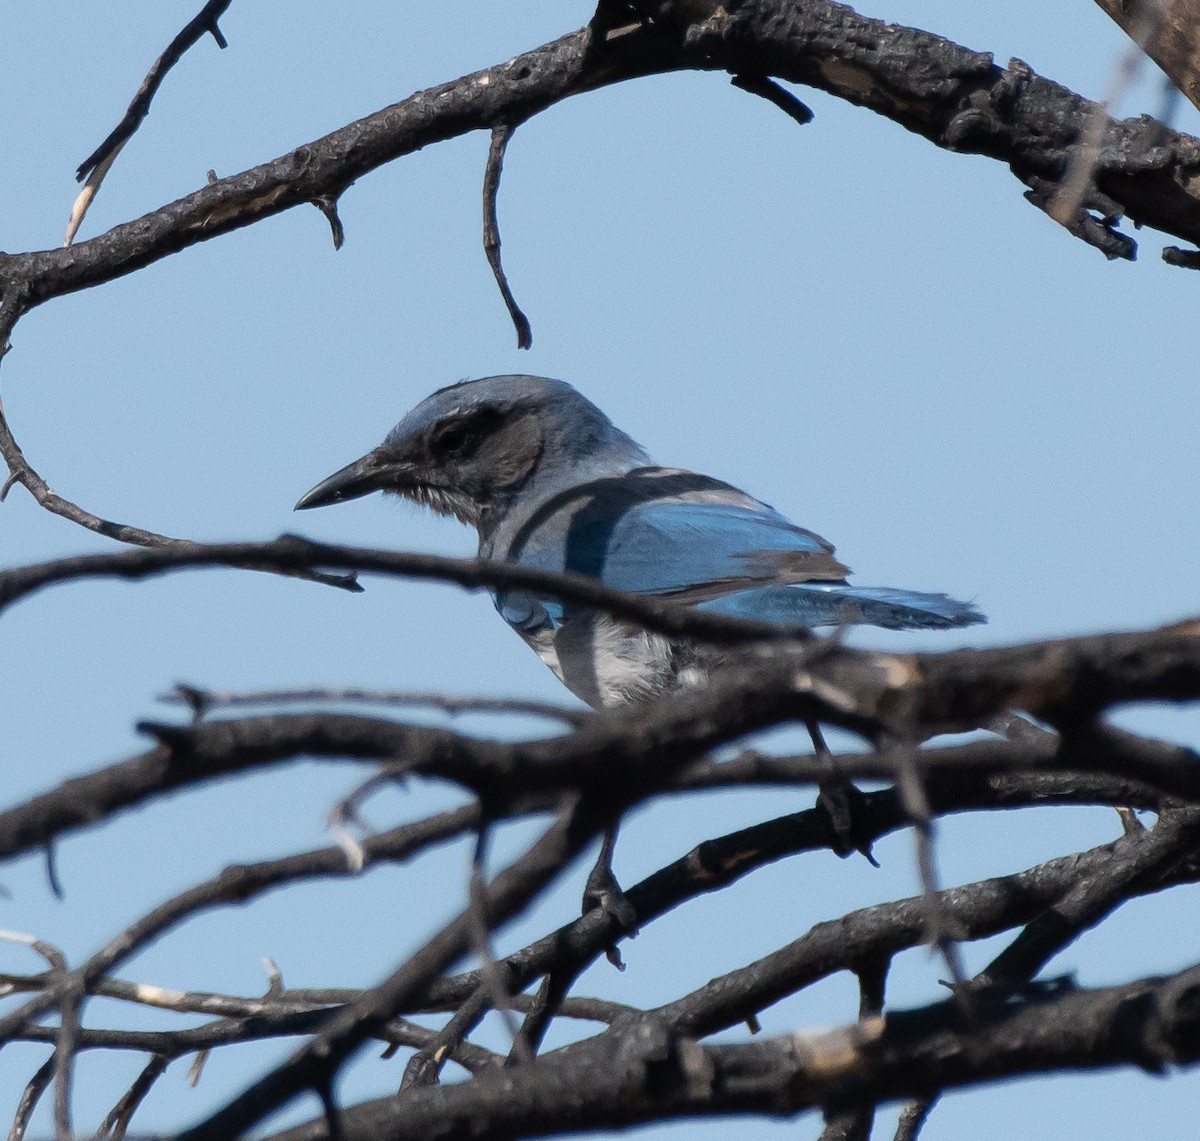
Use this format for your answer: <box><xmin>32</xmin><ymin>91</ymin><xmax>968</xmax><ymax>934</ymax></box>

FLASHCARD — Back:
<box><xmin>67</xmin><ymin>0</ymin><xmax>237</xmax><ymax>246</ymax></box>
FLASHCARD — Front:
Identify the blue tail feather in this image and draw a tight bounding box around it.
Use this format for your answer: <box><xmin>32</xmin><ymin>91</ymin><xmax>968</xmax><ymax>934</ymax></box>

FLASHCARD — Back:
<box><xmin>697</xmin><ymin>582</ymin><xmax>986</xmax><ymax>631</ymax></box>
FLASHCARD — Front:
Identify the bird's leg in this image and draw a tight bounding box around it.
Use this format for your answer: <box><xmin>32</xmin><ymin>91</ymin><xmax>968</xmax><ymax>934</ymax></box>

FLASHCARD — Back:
<box><xmin>582</xmin><ymin>823</ymin><xmax>639</xmax><ymax>968</ymax></box>
<box><xmin>810</xmin><ymin>718</ymin><xmax>880</xmax><ymax>867</ymax></box>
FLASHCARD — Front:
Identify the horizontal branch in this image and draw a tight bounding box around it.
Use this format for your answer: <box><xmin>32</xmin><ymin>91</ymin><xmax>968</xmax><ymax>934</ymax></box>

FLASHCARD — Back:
<box><xmin>159</xmin><ymin>683</ymin><xmax>587</xmax><ymax>726</ymax></box>
<box><xmin>0</xmin><ymin>1009</ymin><xmax>500</xmax><ymax>1073</ymax></box>
<box><xmin>2</xmin><ymin>539</ymin><xmax>1197</xmax><ymax>732</ymax></box>
<box><xmin>0</xmin><ymin>610</ymin><xmax>1196</xmax><ymax>862</ymax></box>
<box><xmin>0</xmin><ymin>536</ymin><xmax>810</xmax><ymax>644</ymax></box>
<box><xmin>683</xmin><ymin>729</ymin><xmax>1200</xmax><ymax>806</ymax></box>
<box><xmin>0</xmin><ymin>713</ymin><xmax>496</xmax><ymax>861</ymax></box>
<box><xmin>0</xmin><ymin>753</ymin><xmax>1148</xmax><ymax>1059</ymax></box>
<box><xmin>263</xmin><ymin>960</ymin><xmax>1200</xmax><ymax>1141</ymax></box>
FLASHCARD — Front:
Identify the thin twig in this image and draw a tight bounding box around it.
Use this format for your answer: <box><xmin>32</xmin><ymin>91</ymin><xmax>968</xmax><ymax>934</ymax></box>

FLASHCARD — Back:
<box><xmin>175</xmin><ymin>797</ymin><xmax>602</xmax><ymax>1141</ymax></box>
<box><xmin>7</xmin><ymin>1055</ymin><xmax>54</xmax><ymax>1141</ymax></box>
<box><xmin>0</xmin><ymin>933</ymin><xmax>77</xmax><ymax>1141</ymax></box>
<box><xmin>0</xmin><ymin>805</ymin><xmax>481</xmax><ymax>1048</ymax></box>
<box><xmin>981</xmin><ymin>806</ymin><xmax>1200</xmax><ymax>987</ymax></box>
<box><xmin>400</xmin><ymin>987</ymin><xmax>492</xmax><ymax>1089</ymax></box>
<box><xmin>894</xmin><ymin>1096</ymin><xmax>937</xmax><ymax>1141</ymax></box>
<box><xmin>482</xmin><ymin>122</ymin><xmax>532</xmax><ymax>349</ymax></box>
<box><xmin>891</xmin><ymin>740</ymin><xmax>969</xmax><ymax>991</ymax></box>
<box><xmin>0</xmin><ymin>968</ymin><xmax>631</xmax><ymax>1027</ymax></box>
<box><xmin>0</xmin><ymin>407</ymin><xmax>359</xmax><ymax>592</ymax></box>
<box><xmin>511</xmin><ymin>961</ymin><xmax>586</xmax><ymax>1061</ymax></box>
<box><xmin>160</xmin><ymin>683</ymin><xmax>588</xmax><ymax>726</ymax></box>
<box><xmin>67</xmin><ymin>0</ymin><xmax>236</xmax><ymax>245</ymax></box>
<box><xmin>95</xmin><ymin>1054</ymin><xmax>170</xmax><ymax>1140</ymax></box>
<box><xmin>467</xmin><ymin>828</ymin><xmax>529</xmax><ymax>1060</ymax></box>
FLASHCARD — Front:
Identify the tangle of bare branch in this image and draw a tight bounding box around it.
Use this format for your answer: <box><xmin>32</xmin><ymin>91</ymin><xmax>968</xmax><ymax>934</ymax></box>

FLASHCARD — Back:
<box><xmin>2</xmin><ymin>3</ymin><xmax>1199</xmax><ymax>1138</ymax></box>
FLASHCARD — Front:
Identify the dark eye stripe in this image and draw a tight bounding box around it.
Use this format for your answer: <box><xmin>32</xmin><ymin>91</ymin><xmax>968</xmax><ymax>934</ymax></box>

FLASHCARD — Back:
<box><xmin>431</xmin><ymin>406</ymin><xmax>504</xmax><ymax>456</ymax></box>
<box><xmin>434</xmin><ymin>425</ymin><xmax>469</xmax><ymax>453</ymax></box>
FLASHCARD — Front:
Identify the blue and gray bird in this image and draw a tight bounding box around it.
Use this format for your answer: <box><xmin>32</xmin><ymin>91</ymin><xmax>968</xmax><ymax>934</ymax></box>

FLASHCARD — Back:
<box><xmin>295</xmin><ymin>374</ymin><xmax>984</xmax><ymax>710</ymax></box>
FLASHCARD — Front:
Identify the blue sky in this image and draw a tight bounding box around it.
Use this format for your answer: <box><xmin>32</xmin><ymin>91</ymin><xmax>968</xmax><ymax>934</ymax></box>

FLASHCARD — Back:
<box><xmin>1</xmin><ymin>3</ymin><xmax>1198</xmax><ymax>1137</ymax></box>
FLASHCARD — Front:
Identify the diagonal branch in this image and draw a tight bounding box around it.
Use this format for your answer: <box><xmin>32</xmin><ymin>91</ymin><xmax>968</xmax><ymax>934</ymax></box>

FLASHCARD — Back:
<box><xmin>1093</xmin><ymin>0</ymin><xmax>1200</xmax><ymax>113</ymax></box>
<box><xmin>173</xmin><ymin>799</ymin><xmax>603</xmax><ymax>1141</ymax></box>
<box><xmin>981</xmin><ymin>806</ymin><xmax>1200</xmax><ymax>986</ymax></box>
<box><xmin>66</xmin><ymin>0</ymin><xmax>236</xmax><ymax>245</ymax></box>
<box><xmin>648</xmin><ymin>816</ymin><xmax>1200</xmax><ymax>1042</ymax></box>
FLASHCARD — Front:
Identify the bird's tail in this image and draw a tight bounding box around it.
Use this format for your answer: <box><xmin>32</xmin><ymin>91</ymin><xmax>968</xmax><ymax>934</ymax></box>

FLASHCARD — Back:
<box><xmin>699</xmin><ymin>582</ymin><xmax>986</xmax><ymax>630</ymax></box>
<box><xmin>805</xmin><ymin>583</ymin><xmax>986</xmax><ymax>629</ymax></box>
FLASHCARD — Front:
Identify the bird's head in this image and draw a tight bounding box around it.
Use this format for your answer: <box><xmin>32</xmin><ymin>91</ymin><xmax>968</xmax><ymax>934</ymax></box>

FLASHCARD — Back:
<box><xmin>295</xmin><ymin>374</ymin><xmax>645</xmax><ymax>531</ymax></box>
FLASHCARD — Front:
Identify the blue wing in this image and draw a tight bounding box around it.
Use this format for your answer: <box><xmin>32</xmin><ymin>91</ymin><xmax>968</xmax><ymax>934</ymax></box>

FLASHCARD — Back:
<box><xmin>496</xmin><ymin>468</ymin><xmax>984</xmax><ymax>632</ymax></box>
<box><xmin>578</xmin><ymin>499</ymin><xmax>847</xmax><ymax>595</ymax></box>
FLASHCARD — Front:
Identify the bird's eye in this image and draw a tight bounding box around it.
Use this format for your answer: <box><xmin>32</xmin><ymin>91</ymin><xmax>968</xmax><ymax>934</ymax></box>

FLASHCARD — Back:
<box><xmin>433</xmin><ymin>424</ymin><xmax>471</xmax><ymax>456</ymax></box>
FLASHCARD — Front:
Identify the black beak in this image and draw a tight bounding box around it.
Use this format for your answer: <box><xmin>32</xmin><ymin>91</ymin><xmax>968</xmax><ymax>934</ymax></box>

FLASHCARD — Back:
<box><xmin>295</xmin><ymin>447</ymin><xmax>407</xmax><ymax>510</ymax></box>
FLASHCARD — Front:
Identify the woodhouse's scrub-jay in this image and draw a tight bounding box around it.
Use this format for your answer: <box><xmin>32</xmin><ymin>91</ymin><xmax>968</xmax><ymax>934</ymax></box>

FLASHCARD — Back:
<box><xmin>296</xmin><ymin>374</ymin><xmax>984</xmax><ymax>709</ymax></box>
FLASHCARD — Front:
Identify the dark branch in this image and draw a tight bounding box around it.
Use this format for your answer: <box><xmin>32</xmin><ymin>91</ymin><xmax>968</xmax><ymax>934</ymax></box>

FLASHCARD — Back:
<box><xmin>95</xmin><ymin>1053</ymin><xmax>169</xmax><ymax>1140</ymax></box>
<box><xmin>67</xmin><ymin>0</ymin><xmax>236</xmax><ymax>244</ymax></box>
<box><xmin>3</xmin><ymin>0</ymin><xmax>1199</xmax><ymax>328</ymax></box>
<box><xmin>482</xmin><ymin>123</ymin><xmax>533</xmax><ymax>349</ymax></box>
<box><xmin>1092</xmin><ymin>0</ymin><xmax>1200</xmax><ymax>114</ymax></box>
<box><xmin>2</xmin><ymin>621</ymin><xmax>1198</xmax><ymax>867</ymax></box>
<box><xmin>159</xmin><ymin>683</ymin><xmax>589</xmax><ymax>727</ymax></box>
<box><xmin>174</xmin><ymin>801</ymin><xmax>603</xmax><ymax>1141</ymax></box>
<box><xmin>730</xmin><ymin>72</ymin><xmax>814</xmax><ymax>125</ymax></box>
<box><xmin>650</xmin><ymin>815</ymin><xmax>1200</xmax><ymax>1041</ymax></box>
<box><xmin>262</xmin><ymin>963</ymin><xmax>1200</xmax><ymax>1141</ymax></box>
<box><xmin>9</xmin><ymin>1056</ymin><xmax>54</xmax><ymax>1141</ymax></box>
